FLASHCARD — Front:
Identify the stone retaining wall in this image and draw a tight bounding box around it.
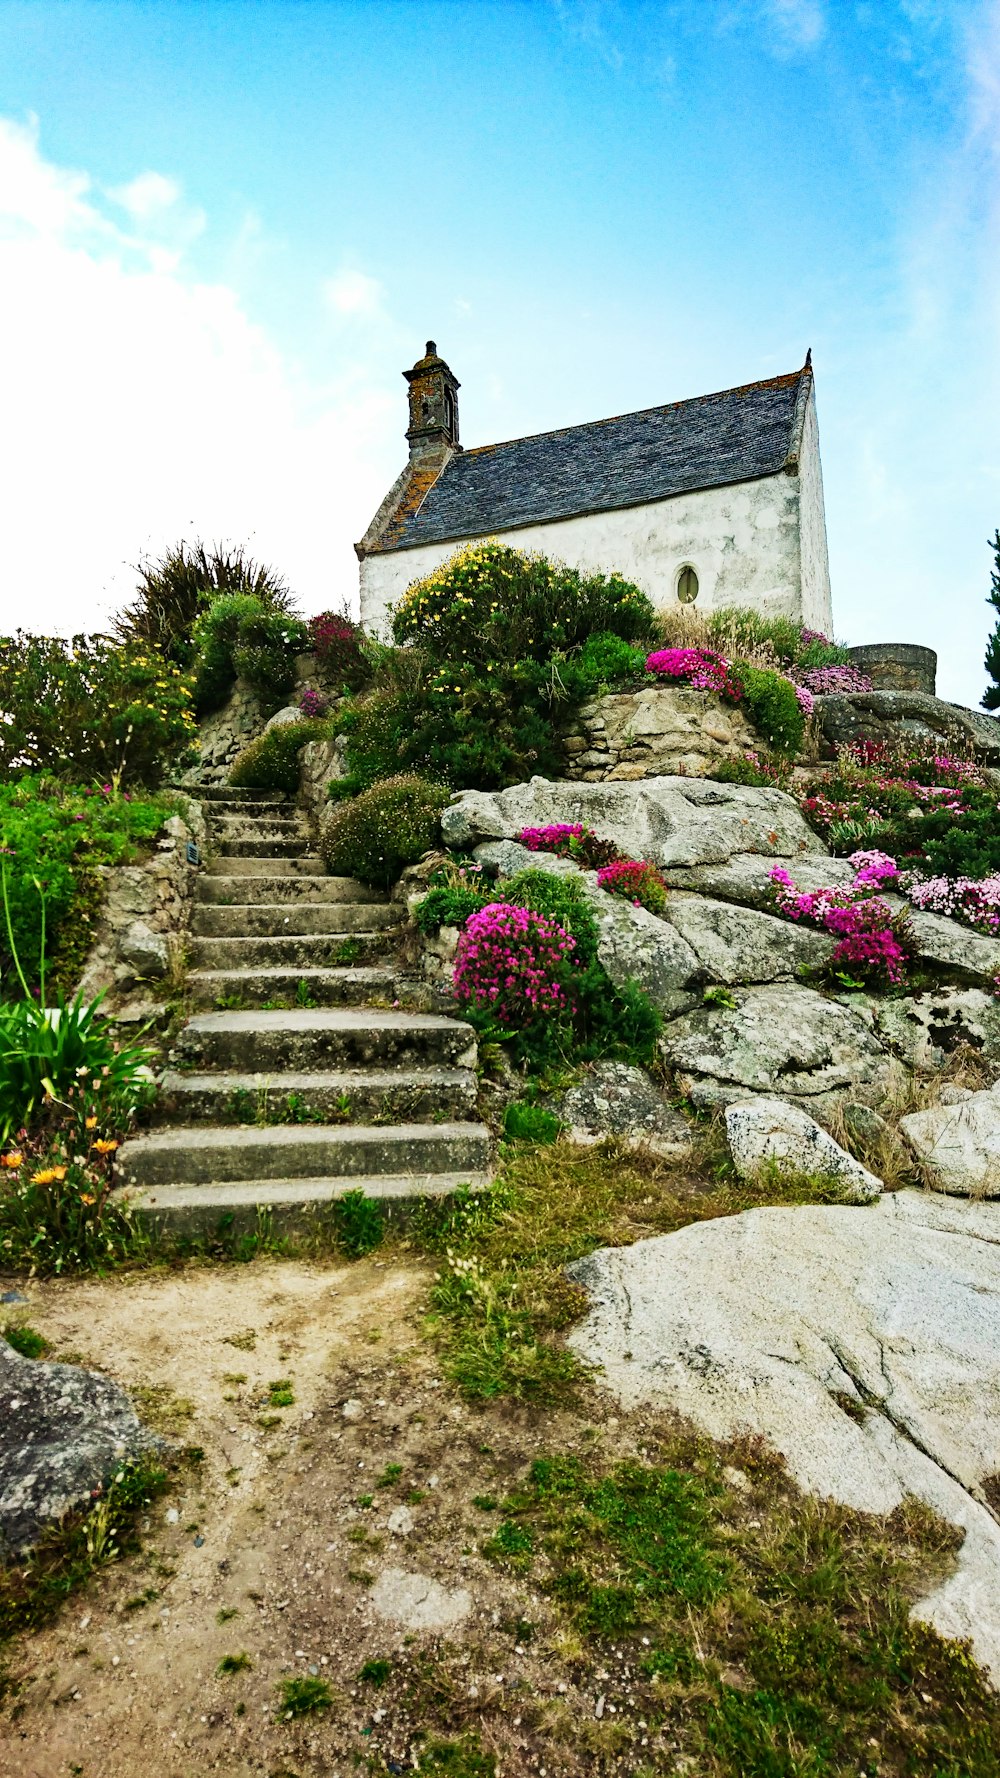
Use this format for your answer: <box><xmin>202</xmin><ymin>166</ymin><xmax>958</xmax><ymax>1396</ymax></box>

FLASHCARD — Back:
<box><xmin>76</xmin><ymin>799</ymin><xmax>207</xmax><ymax>1008</ymax></box>
<box><xmin>561</xmin><ymin>686</ymin><xmax>768</xmax><ymax>781</ymax></box>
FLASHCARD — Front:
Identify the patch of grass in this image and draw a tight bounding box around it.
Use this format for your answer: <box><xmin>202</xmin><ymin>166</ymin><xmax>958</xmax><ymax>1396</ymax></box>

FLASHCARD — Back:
<box><xmin>502</xmin><ymin>1101</ymin><xmax>563</xmax><ymax>1145</ymax></box>
<box><xmin>217</xmin><ymin>1650</ymin><xmax>252</xmax><ymax>1674</ymax></box>
<box><xmin>414</xmin><ymin>1734</ymin><xmax>496</xmax><ymax>1775</ymax></box>
<box><xmin>277</xmin><ymin>1673</ymin><xmax>333</xmax><ymax>1718</ymax></box>
<box><xmin>331</xmin><ymin>1187</ymin><xmax>384</xmax><ymax>1258</ymax></box>
<box><xmin>0</xmin><ymin>1456</ymin><xmax>169</xmax><ymax>1651</ymax></box>
<box><xmin>2</xmin><ymin>1320</ymin><xmax>49</xmax><ymax>1359</ymax></box>
<box><xmin>130</xmin><ymin>1384</ymin><xmax>195</xmax><ymax>1436</ymax></box>
<box><xmin>481</xmin><ymin>1519</ymin><xmax>535</xmax><ymax>1570</ymax></box>
<box><xmin>216</xmin><ymin>1606</ymin><xmax>240</xmax><ymax>1625</ymax></box>
<box><xmin>358</xmin><ymin>1656</ymin><xmax>393</xmax><ymax>1687</ymax></box>
<box><xmin>472</xmin><ymin>1494</ymin><xmax>498</xmax><ymax>1512</ymax></box>
<box><xmin>267</xmin><ymin>1378</ymin><xmax>295</xmax><ymax>1408</ymax></box>
<box><xmin>375</xmin><ymin>1462</ymin><xmax>403</xmax><ymax>1489</ymax></box>
<box><xmin>123</xmin><ymin>1586</ymin><xmax>159</xmax><ymax>1613</ymax></box>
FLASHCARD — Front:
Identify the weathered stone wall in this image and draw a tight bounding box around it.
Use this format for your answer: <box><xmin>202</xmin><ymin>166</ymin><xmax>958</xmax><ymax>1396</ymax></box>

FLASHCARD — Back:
<box><xmin>182</xmin><ymin>653</ymin><xmax>338</xmax><ymax>787</ymax></box>
<box><xmin>847</xmin><ymin>644</ymin><xmax>937</xmax><ymax>696</ymax></box>
<box><xmin>76</xmin><ymin>799</ymin><xmax>207</xmax><ymax>1008</ymax></box>
<box><xmin>561</xmin><ymin>686</ymin><xmax>770</xmax><ymax>781</ymax></box>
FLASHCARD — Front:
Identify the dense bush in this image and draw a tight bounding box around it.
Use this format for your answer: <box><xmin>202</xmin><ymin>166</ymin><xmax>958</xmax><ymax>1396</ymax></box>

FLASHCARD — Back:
<box><xmin>734</xmin><ymin>661</ymin><xmax>807</xmax><ymax>757</ymax></box>
<box><xmin>228</xmin><ymin>720</ymin><xmax>326</xmax><ymax>792</ymax></box>
<box><xmin>308</xmin><ymin>611</ymin><xmax>370</xmax><ymax>690</ymax></box>
<box><xmin>320</xmin><ymin>774</ymin><xmax>449</xmax><ymax>887</ymax></box>
<box><xmin>192</xmin><ymin>595</ymin><xmax>308</xmax><ymax>715</ymax></box>
<box><xmin>0</xmin><ymin>778</ymin><xmax>175</xmax><ymax>996</ymax></box>
<box><xmin>112</xmin><ymin>539</ymin><xmax>296</xmax><ymax>668</ymax></box>
<box><xmin>392</xmin><ymin>540</ymin><xmax>655</xmax><ymax>668</ymax></box>
<box><xmin>0</xmin><ymin>633</ymin><xmax>197</xmax><ymax>787</ymax></box>
<box><xmin>453</xmin><ymin>903</ymin><xmax>579</xmax><ymax>1041</ymax></box>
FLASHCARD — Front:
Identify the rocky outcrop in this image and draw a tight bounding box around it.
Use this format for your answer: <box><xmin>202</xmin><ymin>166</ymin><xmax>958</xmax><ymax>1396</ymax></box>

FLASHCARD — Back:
<box><xmin>905</xmin><ymin>910</ymin><xmax>1000</xmax><ymax>986</ymax></box>
<box><xmin>875</xmin><ymin>989</ymin><xmax>1000</xmax><ymax>1073</ymax></box>
<box><xmin>444</xmin><ymin>775</ymin><xmax>826</xmax><ymax>869</ymax></box>
<box><xmin>561</xmin><ymin>686</ymin><xmax>765</xmax><ymax>781</ymax></box>
<box><xmin>660</xmin><ymin>984</ymin><xmax>893</xmax><ymax>1110</ymax></box>
<box><xmin>76</xmin><ymin>803</ymin><xmax>207</xmax><ymax>1004</ymax></box>
<box><xmin>813</xmin><ymin>689</ymin><xmax>1000</xmax><ymax>766</ymax></box>
<box><xmin>0</xmin><ymin>1339</ymin><xmax>161</xmax><ymax>1556</ymax></box>
<box><xmin>661</xmin><ymin>851</ymin><xmax>856</xmax><ymax>909</ymax></box>
<box><xmin>900</xmin><ymin>1084</ymin><xmax>1000</xmax><ymax>1196</ymax></box>
<box><xmin>660</xmin><ymin>893</ymin><xmax>834</xmax><ymax>984</ymax></box>
<box><xmin>725</xmin><ymin>1096</ymin><xmax>882</xmax><ymax>1202</ymax></box>
<box><xmin>567</xmin><ymin>1190</ymin><xmax>1000</xmax><ymax>1680</ymax></box>
<box><xmin>548</xmin><ymin>1062</ymin><xmax>693</xmax><ymax>1157</ymax></box>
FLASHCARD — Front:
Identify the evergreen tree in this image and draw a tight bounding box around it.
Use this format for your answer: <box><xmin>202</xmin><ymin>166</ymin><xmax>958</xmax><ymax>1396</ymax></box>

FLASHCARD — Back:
<box><xmin>983</xmin><ymin>529</ymin><xmax>1000</xmax><ymax>710</ymax></box>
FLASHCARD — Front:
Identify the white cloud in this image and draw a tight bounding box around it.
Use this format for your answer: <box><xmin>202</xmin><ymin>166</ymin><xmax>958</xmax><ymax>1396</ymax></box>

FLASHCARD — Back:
<box><xmin>0</xmin><ymin>116</ymin><xmax>397</xmax><ymax>636</ymax></box>
<box><xmin>109</xmin><ymin>170</ymin><xmax>182</xmax><ymax>222</ymax></box>
<box><xmin>324</xmin><ymin>266</ymin><xmax>386</xmax><ymax>318</ymax></box>
<box><xmin>764</xmin><ymin>0</ymin><xmax>826</xmax><ymax>50</ymax></box>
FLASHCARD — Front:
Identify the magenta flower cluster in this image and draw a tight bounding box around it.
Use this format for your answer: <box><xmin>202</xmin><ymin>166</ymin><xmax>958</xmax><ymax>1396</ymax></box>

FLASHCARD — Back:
<box><xmin>298</xmin><ymin>688</ymin><xmax>329</xmax><ymax>718</ymax></box>
<box><xmin>452</xmin><ymin>901</ymin><xmax>577</xmax><ymax>1029</ymax></box>
<box><xmin>645</xmin><ymin>647</ymin><xmax>739</xmax><ymax>696</ymax></box>
<box><xmin>519</xmin><ymin>823</ymin><xmax>585</xmax><ymax>852</ymax></box>
<box><xmin>596</xmin><ymin>858</ymin><xmax>667</xmax><ymax>913</ymax></box>
<box><xmin>797</xmin><ymin>665</ymin><xmax>874</xmax><ymax>696</ymax></box>
<box><xmin>792</xmin><ymin>683</ymin><xmax>815</xmax><ymax>716</ymax></box>
<box><xmin>906</xmin><ymin>873</ymin><xmax>1000</xmax><ymax>935</ymax></box>
<box><xmin>769</xmin><ymin>849</ymin><xmax>909</xmax><ymax>985</ymax></box>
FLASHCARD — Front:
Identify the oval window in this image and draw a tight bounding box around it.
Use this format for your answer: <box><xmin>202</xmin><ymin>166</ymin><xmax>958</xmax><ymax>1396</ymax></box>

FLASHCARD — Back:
<box><xmin>677</xmin><ymin>565</ymin><xmax>699</xmax><ymax>604</ymax></box>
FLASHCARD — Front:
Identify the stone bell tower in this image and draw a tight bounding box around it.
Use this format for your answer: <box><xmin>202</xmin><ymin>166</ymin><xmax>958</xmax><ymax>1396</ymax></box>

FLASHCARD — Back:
<box><xmin>403</xmin><ymin>341</ymin><xmax>461</xmax><ymax>469</ymax></box>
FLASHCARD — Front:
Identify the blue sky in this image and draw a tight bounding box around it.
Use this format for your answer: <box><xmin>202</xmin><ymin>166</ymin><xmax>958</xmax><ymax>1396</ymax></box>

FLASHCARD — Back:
<box><xmin>0</xmin><ymin>0</ymin><xmax>998</xmax><ymax>704</ymax></box>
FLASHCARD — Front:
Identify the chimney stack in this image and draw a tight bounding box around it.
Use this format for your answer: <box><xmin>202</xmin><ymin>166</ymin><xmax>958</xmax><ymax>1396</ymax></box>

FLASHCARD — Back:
<box><xmin>403</xmin><ymin>341</ymin><xmax>461</xmax><ymax>467</ymax></box>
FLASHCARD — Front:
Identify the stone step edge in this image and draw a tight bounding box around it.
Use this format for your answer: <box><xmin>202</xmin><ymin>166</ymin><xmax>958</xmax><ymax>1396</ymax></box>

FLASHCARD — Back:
<box><xmin>121</xmin><ymin>1119</ymin><xmax>490</xmax><ymax>1154</ymax></box>
<box><xmin>187</xmin><ymin>965</ymin><xmax>399</xmax><ymax>986</ymax></box>
<box><xmin>125</xmin><ymin>1170</ymin><xmax>494</xmax><ymax>1229</ymax></box>
<box><xmin>159</xmin><ymin>1066</ymin><xmax>474</xmax><ymax>1095</ymax></box>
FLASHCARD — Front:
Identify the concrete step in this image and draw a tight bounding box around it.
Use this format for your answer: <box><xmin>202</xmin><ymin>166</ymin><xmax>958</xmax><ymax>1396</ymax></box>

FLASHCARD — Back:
<box><xmin>187</xmin><ymin>966</ymin><xmax>400</xmax><ymax>1009</ymax></box>
<box><xmin>216</xmin><ymin>837</ymin><xmax>313</xmax><ymax>859</ymax></box>
<box><xmin>171</xmin><ymin>1008</ymin><xmax>478</xmax><ymax>1074</ymax></box>
<box><xmin>118</xmin><ymin>1120</ymin><xmax>492</xmax><ymax>1187</ymax></box>
<box><xmin>189</xmin><ymin>933</ymin><xmax>389</xmax><ymax>969</ymax></box>
<box><xmin>157</xmin><ymin>1065</ymin><xmax>478</xmax><ymax>1124</ymax></box>
<box><xmin>203</xmin><ymin>856</ymin><xmax>327</xmax><ymax>878</ymax></box>
<box><xmin>197</xmin><ymin>874</ymin><xmax>385</xmax><ymax>907</ymax></box>
<box><xmin>192</xmin><ymin>902</ymin><xmax>397</xmax><ymax>938</ymax></box>
<box><xmin>207</xmin><ymin>818</ymin><xmax>309</xmax><ymax>841</ymax></box>
<box><xmin>127</xmin><ymin>1169</ymin><xmax>493</xmax><ymax>1233</ymax></box>
<box><xmin>193</xmin><ymin>787</ymin><xmax>290</xmax><ymax>804</ymax></box>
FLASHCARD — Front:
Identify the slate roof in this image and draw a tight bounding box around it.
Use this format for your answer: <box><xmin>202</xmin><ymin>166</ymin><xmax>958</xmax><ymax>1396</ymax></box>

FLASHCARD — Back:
<box><xmin>376</xmin><ymin>366</ymin><xmax>809</xmax><ymax>554</ymax></box>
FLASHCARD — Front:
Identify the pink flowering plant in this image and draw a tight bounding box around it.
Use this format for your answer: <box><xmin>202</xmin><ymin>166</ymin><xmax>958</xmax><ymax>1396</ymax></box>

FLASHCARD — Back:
<box><xmin>517</xmin><ymin>822</ymin><xmax>622</xmax><ymax>869</ymax></box>
<box><xmin>595</xmin><ymin>858</ymin><xmax>668</xmax><ymax>915</ymax></box>
<box><xmin>646</xmin><ymin>647</ymin><xmax>743</xmax><ymax>700</ymax></box>
<box><xmin>769</xmin><ymin>849</ymin><xmax>911</xmax><ymax>987</ymax></box>
<box><xmin>453</xmin><ymin>902</ymin><xmax>579</xmax><ymax>1048</ymax></box>
<box><xmin>904</xmin><ymin>873</ymin><xmax>1000</xmax><ymax>935</ymax></box>
<box><xmin>797</xmin><ymin>665</ymin><xmax>874</xmax><ymax>696</ymax></box>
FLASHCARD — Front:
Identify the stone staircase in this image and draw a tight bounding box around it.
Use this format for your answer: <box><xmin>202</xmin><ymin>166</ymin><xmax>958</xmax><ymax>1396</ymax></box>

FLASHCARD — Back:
<box><xmin>120</xmin><ymin>787</ymin><xmax>492</xmax><ymax>1230</ymax></box>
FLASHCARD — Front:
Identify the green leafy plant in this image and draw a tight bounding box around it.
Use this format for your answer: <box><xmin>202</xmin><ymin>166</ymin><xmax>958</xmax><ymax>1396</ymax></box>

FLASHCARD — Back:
<box><xmin>2</xmin><ymin>1321</ymin><xmax>49</xmax><ymax>1358</ymax></box>
<box><xmin>503</xmin><ymin>1101</ymin><xmax>563</xmax><ymax>1144</ymax></box>
<box><xmin>191</xmin><ymin>594</ymin><xmax>308</xmax><ymax>716</ymax></box>
<box><xmin>331</xmin><ymin>1188</ymin><xmax>384</xmax><ymax>1257</ymax></box>
<box><xmin>320</xmin><ymin>774</ymin><xmax>449</xmax><ymax>887</ymax></box>
<box><xmin>731</xmin><ymin>660</ymin><xmax>806</xmax><ymax>757</ymax></box>
<box><xmin>415</xmin><ymin>881</ymin><xmax>493</xmax><ymax>934</ymax></box>
<box><xmin>228</xmin><ymin>719</ymin><xmax>326</xmax><ymax>792</ymax></box>
<box><xmin>276</xmin><ymin>1674</ymin><xmax>332</xmax><ymax>1718</ymax></box>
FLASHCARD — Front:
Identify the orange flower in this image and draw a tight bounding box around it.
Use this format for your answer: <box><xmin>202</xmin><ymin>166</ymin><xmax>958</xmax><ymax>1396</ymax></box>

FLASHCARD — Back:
<box><xmin>93</xmin><ymin>1139</ymin><xmax>118</xmax><ymax>1154</ymax></box>
<box><xmin>79</xmin><ymin>1192</ymin><xmax>97</xmax><ymax>1206</ymax></box>
<box><xmin>1</xmin><ymin>1152</ymin><xmax>23</xmax><ymax>1169</ymax></box>
<box><xmin>31</xmin><ymin>1166</ymin><xmax>67</xmax><ymax>1185</ymax></box>
<box><xmin>85</xmin><ymin>1117</ymin><xmax>98</xmax><ymax>1131</ymax></box>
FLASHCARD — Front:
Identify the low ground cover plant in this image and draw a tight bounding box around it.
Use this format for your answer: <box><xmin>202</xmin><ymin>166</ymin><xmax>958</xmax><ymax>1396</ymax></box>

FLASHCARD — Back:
<box><xmin>801</xmin><ymin>737</ymin><xmax>1000</xmax><ymax>876</ymax></box>
<box><xmin>646</xmin><ymin>643</ymin><xmax>809</xmax><ymax>755</ymax></box>
<box><xmin>770</xmin><ymin>849</ymin><xmax>912</xmax><ymax>987</ymax></box>
<box><xmin>228</xmin><ymin>719</ymin><xmax>327</xmax><ymax>791</ymax></box>
<box><xmin>0</xmin><ymin>781</ymin><xmax>176</xmax><ymax>996</ymax></box>
<box><xmin>518</xmin><ymin>822</ymin><xmax>620</xmax><ymax>869</ymax></box>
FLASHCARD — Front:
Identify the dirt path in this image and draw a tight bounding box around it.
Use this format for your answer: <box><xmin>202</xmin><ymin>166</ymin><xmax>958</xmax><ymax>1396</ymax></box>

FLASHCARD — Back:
<box><xmin>0</xmin><ymin>1258</ymin><xmax>599</xmax><ymax>1778</ymax></box>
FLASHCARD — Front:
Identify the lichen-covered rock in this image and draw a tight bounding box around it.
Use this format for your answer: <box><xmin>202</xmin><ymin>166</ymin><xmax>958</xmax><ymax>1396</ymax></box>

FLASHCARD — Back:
<box><xmin>905</xmin><ymin>910</ymin><xmax>1000</xmax><ymax>987</ymax></box>
<box><xmin>875</xmin><ymin>989</ymin><xmax>1000</xmax><ymax>1073</ymax></box>
<box><xmin>661</xmin><ymin>851</ymin><xmax>856</xmax><ymax>911</ymax></box>
<box><xmin>566</xmin><ymin>1190</ymin><xmax>1000</xmax><ymax>1679</ymax></box>
<box><xmin>660</xmin><ymin>984</ymin><xmax>892</xmax><ymax>1109</ymax></box>
<box><xmin>117</xmin><ymin>919</ymin><xmax>170</xmax><ymax>979</ymax></box>
<box><xmin>725</xmin><ymin>1096</ymin><xmax>882</xmax><ymax>1202</ymax></box>
<box><xmin>264</xmin><ymin>705</ymin><xmax>302</xmax><ymax>730</ymax></box>
<box><xmin>0</xmin><ymin>1340</ymin><xmax>161</xmax><ymax>1556</ymax></box>
<box><xmin>561</xmin><ymin>685</ymin><xmax>764</xmax><ymax>781</ymax></box>
<box><xmin>444</xmin><ymin>775</ymin><xmax>826</xmax><ymax>868</ymax></box>
<box><xmin>548</xmin><ymin>1062</ymin><xmax>693</xmax><ymax>1157</ymax></box>
<box><xmin>900</xmin><ymin>1085</ymin><xmax>1000</xmax><ymax>1196</ymax></box>
<box><xmin>814</xmin><ymin>689</ymin><xmax>1000</xmax><ymax>766</ymax></box>
<box><xmin>661</xmin><ymin>894</ymin><xmax>834</xmax><ymax>985</ymax></box>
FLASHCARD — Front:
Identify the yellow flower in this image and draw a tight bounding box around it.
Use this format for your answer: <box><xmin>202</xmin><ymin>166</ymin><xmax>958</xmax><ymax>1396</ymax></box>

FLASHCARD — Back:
<box><xmin>85</xmin><ymin>1117</ymin><xmax>98</xmax><ymax>1130</ymax></box>
<box><xmin>31</xmin><ymin>1166</ymin><xmax>67</xmax><ymax>1185</ymax></box>
<box><xmin>93</xmin><ymin>1139</ymin><xmax>118</xmax><ymax>1154</ymax></box>
<box><xmin>79</xmin><ymin>1192</ymin><xmax>97</xmax><ymax>1206</ymax></box>
<box><xmin>1</xmin><ymin>1151</ymin><xmax>23</xmax><ymax>1169</ymax></box>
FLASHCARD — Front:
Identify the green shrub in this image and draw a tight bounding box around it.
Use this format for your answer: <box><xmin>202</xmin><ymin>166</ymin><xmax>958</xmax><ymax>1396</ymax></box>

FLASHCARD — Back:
<box><xmin>503</xmin><ymin>1101</ymin><xmax>563</xmax><ymax>1144</ymax></box>
<box><xmin>192</xmin><ymin>595</ymin><xmax>308</xmax><ymax>716</ymax></box>
<box><xmin>0</xmin><ymin>634</ymin><xmax>197</xmax><ymax>787</ymax></box>
<box><xmin>392</xmin><ymin>540</ymin><xmax>655</xmax><ymax>669</ymax></box>
<box><xmin>732</xmin><ymin>661</ymin><xmax>805</xmax><ymax>757</ymax></box>
<box><xmin>415</xmin><ymin>883</ymin><xmax>492</xmax><ymax>933</ymax></box>
<box><xmin>112</xmin><ymin>539</ymin><xmax>297</xmax><ymax>669</ymax></box>
<box><xmin>0</xmin><ymin>780</ymin><xmax>176</xmax><ymax>997</ymax></box>
<box><xmin>320</xmin><ymin>774</ymin><xmax>449</xmax><ymax>887</ymax></box>
<box><xmin>228</xmin><ymin>720</ymin><xmax>325</xmax><ymax>792</ymax></box>
<box><xmin>0</xmin><ymin>985</ymin><xmax>156</xmax><ymax>1143</ymax></box>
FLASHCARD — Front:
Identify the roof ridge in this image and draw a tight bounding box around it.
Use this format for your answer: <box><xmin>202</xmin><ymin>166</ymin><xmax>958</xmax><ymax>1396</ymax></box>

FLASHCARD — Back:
<box><xmin>459</xmin><ymin>366</ymin><xmax>805</xmax><ymax>460</ymax></box>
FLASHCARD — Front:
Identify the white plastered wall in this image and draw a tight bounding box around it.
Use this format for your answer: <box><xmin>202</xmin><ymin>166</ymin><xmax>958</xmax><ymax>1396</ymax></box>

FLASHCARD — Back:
<box><xmin>796</xmin><ymin>384</ymin><xmax>834</xmax><ymax>635</ymax></box>
<box><xmin>361</xmin><ymin>468</ymin><xmax>821</xmax><ymax>639</ymax></box>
